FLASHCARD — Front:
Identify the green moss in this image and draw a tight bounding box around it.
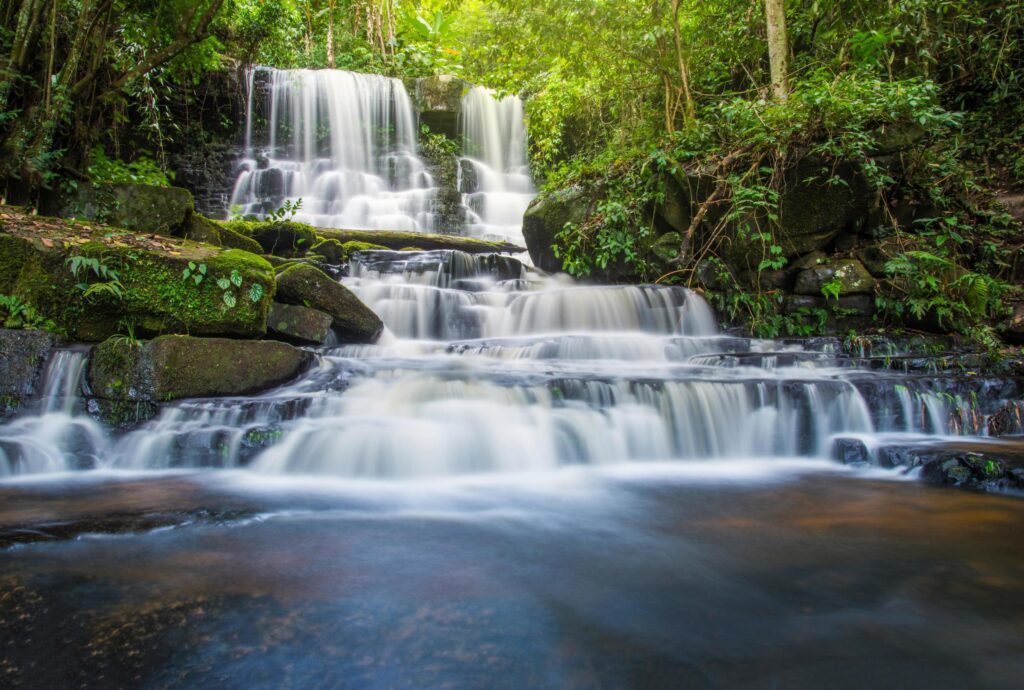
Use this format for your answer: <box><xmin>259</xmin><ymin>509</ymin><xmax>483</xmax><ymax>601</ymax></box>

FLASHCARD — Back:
<box><xmin>1</xmin><ymin>222</ymin><xmax>275</xmax><ymax>341</ymax></box>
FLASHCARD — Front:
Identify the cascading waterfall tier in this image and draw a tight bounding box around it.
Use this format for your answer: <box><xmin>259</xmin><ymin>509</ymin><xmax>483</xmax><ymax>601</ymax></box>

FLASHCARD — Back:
<box><xmin>1</xmin><ymin>250</ymin><xmax>1021</xmax><ymax>479</ymax></box>
<box><xmin>229</xmin><ymin>68</ymin><xmax>437</xmax><ymax>231</ymax></box>
<box><xmin>458</xmin><ymin>86</ymin><xmax>536</xmax><ymax>247</ymax></box>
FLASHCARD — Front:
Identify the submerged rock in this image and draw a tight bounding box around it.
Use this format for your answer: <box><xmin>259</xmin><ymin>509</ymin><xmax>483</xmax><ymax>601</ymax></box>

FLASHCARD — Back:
<box><xmin>88</xmin><ymin>335</ymin><xmax>312</xmax><ymax>403</ymax></box>
<box><xmin>0</xmin><ymin>329</ymin><xmax>57</xmax><ymax>418</ymax></box>
<box><xmin>0</xmin><ymin>208</ymin><xmax>275</xmax><ymax>340</ymax></box>
<box><xmin>268</xmin><ymin>302</ymin><xmax>334</xmax><ymax>345</ymax></box>
<box><xmin>275</xmin><ymin>264</ymin><xmax>383</xmax><ymax>343</ymax></box>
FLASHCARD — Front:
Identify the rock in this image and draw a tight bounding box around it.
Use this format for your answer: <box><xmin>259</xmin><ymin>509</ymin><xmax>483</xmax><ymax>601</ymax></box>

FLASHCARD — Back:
<box><xmin>275</xmin><ymin>264</ymin><xmax>383</xmax><ymax>343</ymax></box>
<box><xmin>0</xmin><ymin>329</ymin><xmax>57</xmax><ymax>417</ymax></box>
<box><xmin>268</xmin><ymin>302</ymin><xmax>333</xmax><ymax>345</ymax></box>
<box><xmin>714</xmin><ymin>161</ymin><xmax>875</xmax><ymax>271</ymax></box>
<box><xmin>218</xmin><ymin>220</ymin><xmax>317</xmax><ymax>258</ymax></box>
<box><xmin>788</xmin><ymin>250</ymin><xmax>828</xmax><ymax>273</ymax></box>
<box><xmin>57</xmin><ymin>183</ymin><xmax>194</xmax><ymax>235</ymax></box>
<box><xmin>650</xmin><ymin>232</ymin><xmax>683</xmax><ymax>263</ymax></box>
<box><xmin>309</xmin><ymin>238</ymin><xmax>347</xmax><ymax>264</ymax></box>
<box><xmin>86</xmin><ymin>398</ymin><xmax>160</xmax><ymax>429</ymax></box>
<box><xmin>411</xmin><ymin>75</ymin><xmax>470</xmax><ymax>139</ymax></box>
<box><xmin>88</xmin><ymin>335</ymin><xmax>312</xmax><ymax>403</ymax></box>
<box><xmin>522</xmin><ymin>186</ymin><xmax>595</xmax><ymax>273</ymax></box>
<box><xmin>832</xmin><ymin>437</ymin><xmax>870</xmax><ymax>465</ymax></box>
<box><xmin>0</xmin><ymin>208</ymin><xmax>275</xmax><ymax>340</ymax></box>
<box><xmin>794</xmin><ymin>259</ymin><xmax>875</xmax><ymax>296</ymax></box>
<box><xmin>185</xmin><ymin>215</ymin><xmax>263</xmax><ymax>254</ymax></box>
<box><xmin>1000</xmin><ymin>302</ymin><xmax>1024</xmax><ymax>345</ymax></box>
<box><xmin>988</xmin><ymin>405</ymin><xmax>1023</xmax><ymax>437</ymax></box>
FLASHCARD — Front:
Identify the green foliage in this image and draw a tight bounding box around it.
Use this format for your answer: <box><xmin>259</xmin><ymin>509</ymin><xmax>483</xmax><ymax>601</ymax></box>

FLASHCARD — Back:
<box><xmin>66</xmin><ymin>256</ymin><xmax>126</xmax><ymax>302</ymax></box>
<box><xmin>0</xmin><ymin>295</ymin><xmax>56</xmax><ymax>331</ymax></box>
<box><xmin>87</xmin><ymin>146</ymin><xmax>174</xmax><ymax>187</ymax></box>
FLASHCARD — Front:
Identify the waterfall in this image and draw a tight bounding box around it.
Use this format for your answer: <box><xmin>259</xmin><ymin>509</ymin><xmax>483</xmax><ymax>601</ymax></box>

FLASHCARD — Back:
<box><xmin>1</xmin><ymin>250</ymin><xmax>1021</xmax><ymax>478</ymax></box>
<box><xmin>0</xmin><ymin>349</ymin><xmax>106</xmax><ymax>476</ymax></box>
<box><xmin>229</xmin><ymin>67</ymin><xmax>437</xmax><ymax>232</ymax></box>
<box><xmin>459</xmin><ymin>86</ymin><xmax>536</xmax><ymax>247</ymax></box>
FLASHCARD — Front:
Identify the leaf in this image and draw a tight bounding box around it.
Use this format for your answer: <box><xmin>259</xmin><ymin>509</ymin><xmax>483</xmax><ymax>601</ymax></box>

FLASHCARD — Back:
<box><xmin>249</xmin><ymin>283</ymin><xmax>264</xmax><ymax>303</ymax></box>
<box><xmin>188</xmin><ymin>262</ymin><xmax>196</xmax><ymax>270</ymax></box>
<box><xmin>222</xmin><ymin>292</ymin><xmax>237</xmax><ymax>308</ymax></box>
<box><xmin>194</xmin><ymin>274</ymin><xmax>203</xmax><ymax>286</ymax></box>
<box><xmin>198</xmin><ymin>263</ymin><xmax>207</xmax><ymax>275</ymax></box>
<box><xmin>216</xmin><ymin>278</ymin><xmax>230</xmax><ymax>290</ymax></box>
<box><xmin>230</xmin><ymin>269</ymin><xmax>243</xmax><ymax>288</ymax></box>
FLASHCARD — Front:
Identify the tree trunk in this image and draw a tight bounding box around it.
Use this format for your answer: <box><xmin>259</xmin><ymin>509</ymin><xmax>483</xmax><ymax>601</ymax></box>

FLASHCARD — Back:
<box><xmin>670</xmin><ymin>0</ymin><xmax>695</xmax><ymax>121</ymax></box>
<box><xmin>764</xmin><ymin>0</ymin><xmax>789</xmax><ymax>101</ymax></box>
<box><xmin>326</xmin><ymin>0</ymin><xmax>336</xmax><ymax>68</ymax></box>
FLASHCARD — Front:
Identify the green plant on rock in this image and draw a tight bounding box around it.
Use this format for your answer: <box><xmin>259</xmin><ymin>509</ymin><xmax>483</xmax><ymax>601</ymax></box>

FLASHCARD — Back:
<box><xmin>182</xmin><ymin>262</ymin><xmax>208</xmax><ymax>286</ymax></box>
<box><xmin>66</xmin><ymin>255</ymin><xmax>125</xmax><ymax>302</ymax></box>
<box><xmin>265</xmin><ymin>198</ymin><xmax>304</xmax><ymax>223</ymax></box>
<box><xmin>0</xmin><ymin>294</ymin><xmax>56</xmax><ymax>331</ymax></box>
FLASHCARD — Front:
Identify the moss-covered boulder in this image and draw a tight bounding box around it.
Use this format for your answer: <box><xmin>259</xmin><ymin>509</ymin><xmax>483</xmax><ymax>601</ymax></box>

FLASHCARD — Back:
<box><xmin>275</xmin><ymin>264</ymin><xmax>382</xmax><ymax>343</ymax></box>
<box><xmin>793</xmin><ymin>259</ymin><xmax>876</xmax><ymax>296</ymax></box>
<box><xmin>268</xmin><ymin>302</ymin><xmax>333</xmax><ymax>345</ymax></box>
<box><xmin>0</xmin><ymin>207</ymin><xmax>275</xmax><ymax>340</ymax></box>
<box><xmin>217</xmin><ymin>220</ymin><xmax>317</xmax><ymax>257</ymax></box>
<box><xmin>523</xmin><ymin>186</ymin><xmax>594</xmax><ymax>273</ymax></box>
<box><xmin>58</xmin><ymin>183</ymin><xmax>194</xmax><ymax>235</ymax></box>
<box><xmin>0</xmin><ymin>329</ymin><xmax>57</xmax><ymax>418</ymax></box>
<box><xmin>185</xmin><ymin>215</ymin><xmax>263</xmax><ymax>254</ymax></box>
<box><xmin>411</xmin><ymin>75</ymin><xmax>470</xmax><ymax>139</ymax></box>
<box><xmin>88</xmin><ymin>335</ymin><xmax>312</xmax><ymax>403</ymax></box>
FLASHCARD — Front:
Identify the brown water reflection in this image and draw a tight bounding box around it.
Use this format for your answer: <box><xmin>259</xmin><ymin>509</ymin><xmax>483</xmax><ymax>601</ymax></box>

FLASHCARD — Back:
<box><xmin>1</xmin><ymin>468</ymin><xmax>1023</xmax><ymax>689</ymax></box>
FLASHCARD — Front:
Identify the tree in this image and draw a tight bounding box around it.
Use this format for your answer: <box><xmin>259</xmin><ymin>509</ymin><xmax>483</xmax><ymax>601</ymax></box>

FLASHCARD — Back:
<box><xmin>764</xmin><ymin>0</ymin><xmax>789</xmax><ymax>100</ymax></box>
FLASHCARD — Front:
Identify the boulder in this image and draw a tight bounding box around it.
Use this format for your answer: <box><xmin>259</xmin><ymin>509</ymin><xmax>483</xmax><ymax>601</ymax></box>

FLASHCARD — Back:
<box><xmin>0</xmin><ymin>329</ymin><xmax>57</xmax><ymax>417</ymax></box>
<box><xmin>88</xmin><ymin>335</ymin><xmax>312</xmax><ymax>403</ymax></box>
<box><xmin>58</xmin><ymin>183</ymin><xmax>194</xmax><ymax>235</ymax></box>
<box><xmin>185</xmin><ymin>215</ymin><xmax>263</xmax><ymax>254</ymax></box>
<box><xmin>794</xmin><ymin>259</ymin><xmax>875</xmax><ymax>296</ymax></box>
<box><xmin>714</xmin><ymin>161</ymin><xmax>875</xmax><ymax>271</ymax></box>
<box><xmin>268</xmin><ymin>302</ymin><xmax>333</xmax><ymax>345</ymax></box>
<box><xmin>217</xmin><ymin>220</ymin><xmax>317</xmax><ymax>257</ymax></box>
<box><xmin>999</xmin><ymin>301</ymin><xmax>1024</xmax><ymax>345</ymax></box>
<box><xmin>0</xmin><ymin>208</ymin><xmax>275</xmax><ymax>340</ymax></box>
<box><xmin>522</xmin><ymin>186</ymin><xmax>595</xmax><ymax>273</ymax></box>
<box><xmin>649</xmin><ymin>232</ymin><xmax>683</xmax><ymax>263</ymax></box>
<box><xmin>411</xmin><ymin>75</ymin><xmax>469</xmax><ymax>139</ymax></box>
<box><xmin>275</xmin><ymin>264</ymin><xmax>382</xmax><ymax>343</ymax></box>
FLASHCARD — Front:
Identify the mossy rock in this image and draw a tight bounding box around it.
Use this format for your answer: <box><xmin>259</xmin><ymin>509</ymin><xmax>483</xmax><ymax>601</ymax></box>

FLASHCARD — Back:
<box><xmin>217</xmin><ymin>220</ymin><xmax>317</xmax><ymax>257</ymax></box>
<box><xmin>59</xmin><ymin>182</ymin><xmax>194</xmax><ymax>235</ymax></box>
<box><xmin>0</xmin><ymin>209</ymin><xmax>275</xmax><ymax>340</ymax></box>
<box><xmin>411</xmin><ymin>75</ymin><xmax>470</xmax><ymax>139</ymax></box>
<box><xmin>523</xmin><ymin>186</ymin><xmax>595</xmax><ymax>273</ymax></box>
<box><xmin>793</xmin><ymin>259</ymin><xmax>876</xmax><ymax>296</ymax></box>
<box><xmin>268</xmin><ymin>302</ymin><xmax>334</xmax><ymax>345</ymax></box>
<box><xmin>275</xmin><ymin>263</ymin><xmax>383</xmax><ymax>343</ymax></box>
<box><xmin>310</xmin><ymin>238</ymin><xmax>347</xmax><ymax>264</ymax></box>
<box><xmin>88</xmin><ymin>335</ymin><xmax>312</xmax><ymax>403</ymax></box>
<box><xmin>0</xmin><ymin>329</ymin><xmax>58</xmax><ymax>418</ymax></box>
<box><xmin>186</xmin><ymin>215</ymin><xmax>263</xmax><ymax>254</ymax></box>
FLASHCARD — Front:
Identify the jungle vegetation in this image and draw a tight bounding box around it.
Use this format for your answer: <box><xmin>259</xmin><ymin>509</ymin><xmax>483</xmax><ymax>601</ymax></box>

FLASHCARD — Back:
<box><xmin>1</xmin><ymin>1</ymin><xmax>1023</xmax><ymax>342</ymax></box>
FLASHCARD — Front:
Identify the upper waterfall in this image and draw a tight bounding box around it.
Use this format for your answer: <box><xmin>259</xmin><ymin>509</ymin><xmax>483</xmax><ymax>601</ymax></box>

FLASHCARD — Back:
<box><xmin>228</xmin><ymin>69</ymin><xmax>537</xmax><ymax>246</ymax></box>
<box><xmin>459</xmin><ymin>86</ymin><xmax>536</xmax><ymax>247</ymax></box>
<box><xmin>229</xmin><ymin>67</ymin><xmax>437</xmax><ymax>231</ymax></box>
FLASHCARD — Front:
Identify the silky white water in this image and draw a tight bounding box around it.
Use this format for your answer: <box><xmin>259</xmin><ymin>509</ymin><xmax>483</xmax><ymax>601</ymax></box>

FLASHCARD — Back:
<box><xmin>229</xmin><ymin>68</ymin><xmax>436</xmax><ymax>231</ymax></box>
<box><xmin>0</xmin><ymin>250</ymin><xmax>1018</xmax><ymax>478</ymax></box>
<box><xmin>459</xmin><ymin>86</ymin><xmax>536</xmax><ymax>247</ymax></box>
<box><xmin>228</xmin><ymin>70</ymin><xmax>536</xmax><ymax>247</ymax></box>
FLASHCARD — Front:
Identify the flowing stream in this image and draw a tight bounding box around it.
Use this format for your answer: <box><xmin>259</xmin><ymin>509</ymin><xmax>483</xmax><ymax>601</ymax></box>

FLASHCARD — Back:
<box><xmin>4</xmin><ymin>71</ymin><xmax>1024</xmax><ymax>687</ymax></box>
